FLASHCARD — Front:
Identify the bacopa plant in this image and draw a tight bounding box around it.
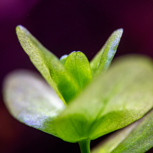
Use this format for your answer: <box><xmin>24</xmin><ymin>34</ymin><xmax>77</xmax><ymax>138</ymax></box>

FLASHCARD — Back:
<box><xmin>3</xmin><ymin>26</ymin><xmax>153</xmax><ymax>153</ymax></box>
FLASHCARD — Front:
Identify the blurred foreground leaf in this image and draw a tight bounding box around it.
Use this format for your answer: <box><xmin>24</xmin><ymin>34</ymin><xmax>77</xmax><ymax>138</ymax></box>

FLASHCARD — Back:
<box><xmin>53</xmin><ymin>55</ymin><xmax>153</xmax><ymax>142</ymax></box>
<box><xmin>92</xmin><ymin>108</ymin><xmax>153</xmax><ymax>153</ymax></box>
<box><xmin>3</xmin><ymin>70</ymin><xmax>65</xmax><ymax>136</ymax></box>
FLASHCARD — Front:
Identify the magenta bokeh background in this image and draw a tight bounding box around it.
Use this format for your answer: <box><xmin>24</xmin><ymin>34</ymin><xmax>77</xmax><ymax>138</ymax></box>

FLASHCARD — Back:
<box><xmin>1</xmin><ymin>0</ymin><xmax>153</xmax><ymax>152</ymax></box>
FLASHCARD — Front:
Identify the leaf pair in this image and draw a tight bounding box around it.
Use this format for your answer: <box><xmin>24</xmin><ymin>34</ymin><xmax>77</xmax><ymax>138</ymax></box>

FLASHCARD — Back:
<box><xmin>3</xmin><ymin>26</ymin><xmax>153</xmax><ymax>144</ymax></box>
<box><xmin>15</xmin><ymin>26</ymin><xmax>122</xmax><ymax>103</ymax></box>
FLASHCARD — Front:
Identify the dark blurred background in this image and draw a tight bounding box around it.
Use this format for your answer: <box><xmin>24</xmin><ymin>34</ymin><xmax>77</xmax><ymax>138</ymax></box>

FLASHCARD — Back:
<box><xmin>0</xmin><ymin>0</ymin><xmax>153</xmax><ymax>153</ymax></box>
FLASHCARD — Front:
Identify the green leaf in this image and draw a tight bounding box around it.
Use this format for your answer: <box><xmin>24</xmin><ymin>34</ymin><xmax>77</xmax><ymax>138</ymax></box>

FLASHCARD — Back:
<box><xmin>64</xmin><ymin>51</ymin><xmax>92</xmax><ymax>89</ymax></box>
<box><xmin>53</xmin><ymin>55</ymin><xmax>153</xmax><ymax>142</ymax></box>
<box><xmin>16</xmin><ymin>25</ymin><xmax>79</xmax><ymax>103</ymax></box>
<box><xmin>60</xmin><ymin>54</ymin><xmax>68</xmax><ymax>65</ymax></box>
<box><xmin>92</xmin><ymin>109</ymin><xmax>153</xmax><ymax>153</ymax></box>
<box><xmin>3</xmin><ymin>70</ymin><xmax>66</xmax><ymax>137</ymax></box>
<box><xmin>90</xmin><ymin>29</ymin><xmax>123</xmax><ymax>77</ymax></box>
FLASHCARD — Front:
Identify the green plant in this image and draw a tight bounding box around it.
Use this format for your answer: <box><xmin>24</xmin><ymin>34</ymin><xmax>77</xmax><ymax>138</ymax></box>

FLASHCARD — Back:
<box><xmin>3</xmin><ymin>26</ymin><xmax>153</xmax><ymax>153</ymax></box>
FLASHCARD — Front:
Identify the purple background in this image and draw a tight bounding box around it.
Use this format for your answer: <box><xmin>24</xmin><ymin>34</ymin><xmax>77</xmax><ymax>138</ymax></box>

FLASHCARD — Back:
<box><xmin>0</xmin><ymin>0</ymin><xmax>153</xmax><ymax>152</ymax></box>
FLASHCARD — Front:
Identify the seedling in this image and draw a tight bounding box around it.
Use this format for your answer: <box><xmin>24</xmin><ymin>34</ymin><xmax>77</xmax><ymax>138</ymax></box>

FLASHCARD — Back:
<box><xmin>3</xmin><ymin>26</ymin><xmax>153</xmax><ymax>153</ymax></box>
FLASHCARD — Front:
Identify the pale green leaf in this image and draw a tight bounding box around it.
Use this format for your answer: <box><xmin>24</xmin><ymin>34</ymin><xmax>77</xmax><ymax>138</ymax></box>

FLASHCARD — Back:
<box><xmin>90</xmin><ymin>29</ymin><xmax>123</xmax><ymax>77</ymax></box>
<box><xmin>92</xmin><ymin>109</ymin><xmax>153</xmax><ymax>153</ymax></box>
<box><xmin>16</xmin><ymin>25</ymin><xmax>79</xmax><ymax>103</ymax></box>
<box><xmin>3</xmin><ymin>70</ymin><xmax>66</xmax><ymax>136</ymax></box>
<box><xmin>53</xmin><ymin>55</ymin><xmax>153</xmax><ymax>142</ymax></box>
<box><xmin>64</xmin><ymin>51</ymin><xmax>92</xmax><ymax>89</ymax></box>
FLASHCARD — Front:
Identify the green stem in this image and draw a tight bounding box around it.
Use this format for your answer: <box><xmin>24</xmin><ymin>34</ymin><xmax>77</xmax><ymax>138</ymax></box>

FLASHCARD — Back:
<box><xmin>79</xmin><ymin>139</ymin><xmax>90</xmax><ymax>153</ymax></box>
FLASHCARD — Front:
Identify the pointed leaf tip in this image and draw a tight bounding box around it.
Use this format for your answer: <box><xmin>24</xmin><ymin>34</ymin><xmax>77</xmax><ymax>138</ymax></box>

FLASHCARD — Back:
<box><xmin>16</xmin><ymin>25</ymin><xmax>28</xmax><ymax>35</ymax></box>
<box><xmin>16</xmin><ymin>25</ymin><xmax>81</xmax><ymax>103</ymax></box>
<box><xmin>113</xmin><ymin>29</ymin><xmax>123</xmax><ymax>38</ymax></box>
<box><xmin>16</xmin><ymin>25</ymin><xmax>24</xmax><ymax>30</ymax></box>
<box><xmin>116</xmin><ymin>28</ymin><xmax>123</xmax><ymax>34</ymax></box>
<box><xmin>60</xmin><ymin>54</ymin><xmax>68</xmax><ymax>65</ymax></box>
<box><xmin>90</xmin><ymin>28</ymin><xmax>123</xmax><ymax>76</ymax></box>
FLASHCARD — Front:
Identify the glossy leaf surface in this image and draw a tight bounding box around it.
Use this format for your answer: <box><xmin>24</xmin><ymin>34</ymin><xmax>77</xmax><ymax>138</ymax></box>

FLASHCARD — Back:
<box><xmin>90</xmin><ymin>29</ymin><xmax>123</xmax><ymax>77</ymax></box>
<box><xmin>3</xmin><ymin>70</ymin><xmax>66</xmax><ymax>136</ymax></box>
<box><xmin>92</xmin><ymin>109</ymin><xmax>153</xmax><ymax>153</ymax></box>
<box><xmin>53</xmin><ymin>55</ymin><xmax>153</xmax><ymax>142</ymax></box>
<box><xmin>64</xmin><ymin>51</ymin><xmax>92</xmax><ymax>89</ymax></box>
<box><xmin>16</xmin><ymin>25</ymin><xmax>79</xmax><ymax>103</ymax></box>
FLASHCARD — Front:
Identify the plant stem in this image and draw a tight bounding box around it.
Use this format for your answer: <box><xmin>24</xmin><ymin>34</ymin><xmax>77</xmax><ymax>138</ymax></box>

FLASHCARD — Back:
<box><xmin>79</xmin><ymin>139</ymin><xmax>90</xmax><ymax>153</ymax></box>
